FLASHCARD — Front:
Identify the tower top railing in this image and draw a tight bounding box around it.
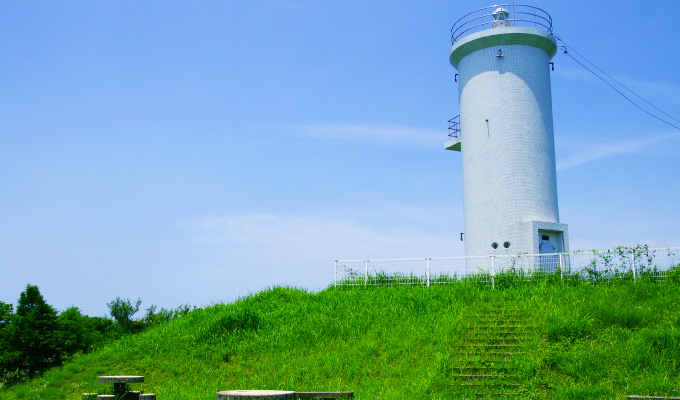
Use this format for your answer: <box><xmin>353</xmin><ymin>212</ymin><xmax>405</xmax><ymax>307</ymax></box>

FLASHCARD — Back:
<box><xmin>451</xmin><ymin>4</ymin><xmax>553</xmax><ymax>45</ymax></box>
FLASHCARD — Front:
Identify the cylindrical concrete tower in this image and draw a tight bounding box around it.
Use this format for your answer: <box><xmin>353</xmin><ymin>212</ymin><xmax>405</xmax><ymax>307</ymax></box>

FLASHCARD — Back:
<box><xmin>445</xmin><ymin>5</ymin><xmax>569</xmax><ymax>261</ymax></box>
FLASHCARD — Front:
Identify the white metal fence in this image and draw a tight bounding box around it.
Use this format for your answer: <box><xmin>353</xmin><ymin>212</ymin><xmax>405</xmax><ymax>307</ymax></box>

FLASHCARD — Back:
<box><xmin>334</xmin><ymin>247</ymin><xmax>680</xmax><ymax>287</ymax></box>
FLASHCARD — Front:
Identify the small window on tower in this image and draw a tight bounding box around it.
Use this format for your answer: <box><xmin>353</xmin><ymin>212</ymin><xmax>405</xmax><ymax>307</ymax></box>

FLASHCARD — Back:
<box><xmin>491</xmin><ymin>242</ymin><xmax>499</xmax><ymax>250</ymax></box>
<box><xmin>542</xmin><ymin>235</ymin><xmax>550</xmax><ymax>241</ymax></box>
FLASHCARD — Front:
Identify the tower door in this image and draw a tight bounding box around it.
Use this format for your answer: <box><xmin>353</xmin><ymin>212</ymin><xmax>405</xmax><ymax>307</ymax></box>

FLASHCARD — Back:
<box><xmin>539</xmin><ymin>235</ymin><xmax>555</xmax><ymax>254</ymax></box>
<box><xmin>538</xmin><ymin>230</ymin><xmax>562</xmax><ymax>273</ymax></box>
<box><xmin>538</xmin><ymin>230</ymin><xmax>563</xmax><ymax>254</ymax></box>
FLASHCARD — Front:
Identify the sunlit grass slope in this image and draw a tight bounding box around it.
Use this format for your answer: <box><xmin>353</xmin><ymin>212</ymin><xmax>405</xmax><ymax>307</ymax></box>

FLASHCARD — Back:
<box><xmin>3</xmin><ymin>277</ymin><xmax>680</xmax><ymax>400</ymax></box>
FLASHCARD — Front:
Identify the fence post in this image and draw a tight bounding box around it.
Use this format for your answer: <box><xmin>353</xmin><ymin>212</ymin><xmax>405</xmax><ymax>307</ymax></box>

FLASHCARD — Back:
<box><xmin>491</xmin><ymin>256</ymin><xmax>495</xmax><ymax>289</ymax></box>
<box><xmin>560</xmin><ymin>253</ymin><xmax>564</xmax><ymax>280</ymax></box>
<box><xmin>631</xmin><ymin>253</ymin><xmax>636</xmax><ymax>282</ymax></box>
<box><xmin>426</xmin><ymin>258</ymin><xmax>431</xmax><ymax>287</ymax></box>
<box><xmin>334</xmin><ymin>260</ymin><xmax>338</xmax><ymax>287</ymax></box>
<box><xmin>365</xmin><ymin>260</ymin><xmax>369</xmax><ymax>286</ymax></box>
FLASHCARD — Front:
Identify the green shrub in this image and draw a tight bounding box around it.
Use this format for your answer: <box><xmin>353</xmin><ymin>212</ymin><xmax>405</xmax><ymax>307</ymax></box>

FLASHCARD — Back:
<box><xmin>142</xmin><ymin>304</ymin><xmax>193</xmax><ymax>328</ymax></box>
<box><xmin>56</xmin><ymin>307</ymin><xmax>115</xmax><ymax>357</ymax></box>
<box><xmin>558</xmin><ymin>384</ymin><xmax>614</xmax><ymax>399</ymax></box>
<box><xmin>642</xmin><ymin>327</ymin><xmax>680</xmax><ymax>352</ymax></box>
<box><xmin>546</xmin><ymin>313</ymin><xmax>592</xmax><ymax>342</ymax></box>
<box><xmin>594</xmin><ymin>306</ymin><xmax>650</xmax><ymax>329</ymax></box>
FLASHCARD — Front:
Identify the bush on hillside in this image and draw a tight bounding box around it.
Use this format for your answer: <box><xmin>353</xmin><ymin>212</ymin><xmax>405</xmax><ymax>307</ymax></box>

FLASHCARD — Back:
<box><xmin>0</xmin><ymin>285</ymin><xmax>197</xmax><ymax>388</ymax></box>
<box><xmin>142</xmin><ymin>303</ymin><xmax>193</xmax><ymax>327</ymax></box>
<box><xmin>546</xmin><ymin>313</ymin><xmax>592</xmax><ymax>343</ymax></box>
<box><xmin>0</xmin><ymin>285</ymin><xmax>115</xmax><ymax>387</ymax></box>
<box><xmin>106</xmin><ymin>297</ymin><xmax>142</xmax><ymax>332</ymax></box>
<box><xmin>56</xmin><ymin>307</ymin><xmax>116</xmax><ymax>357</ymax></box>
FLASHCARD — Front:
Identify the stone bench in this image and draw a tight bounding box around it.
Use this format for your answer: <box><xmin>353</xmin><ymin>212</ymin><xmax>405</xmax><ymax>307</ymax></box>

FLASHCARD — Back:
<box><xmin>85</xmin><ymin>375</ymin><xmax>155</xmax><ymax>400</ymax></box>
<box><xmin>85</xmin><ymin>392</ymin><xmax>156</xmax><ymax>400</ymax></box>
<box><xmin>626</xmin><ymin>397</ymin><xmax>680</xmax><ymax>399</ymax></box>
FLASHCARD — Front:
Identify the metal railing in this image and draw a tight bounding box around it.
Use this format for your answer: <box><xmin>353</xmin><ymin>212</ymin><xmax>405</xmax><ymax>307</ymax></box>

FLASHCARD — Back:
<box><xmin>448</xmin><ymin>116</ymin><xmax>461</xmax><ymax>138</ymax></box>
<box><xmin>334</xmin><ymin>247</ymin><xmax>680</xmax><ymax>288</ymax></box>
<box><xmin>451</xmin><ymin>4</ymin><xmax>553</xmax><ymax>44</ymax></box>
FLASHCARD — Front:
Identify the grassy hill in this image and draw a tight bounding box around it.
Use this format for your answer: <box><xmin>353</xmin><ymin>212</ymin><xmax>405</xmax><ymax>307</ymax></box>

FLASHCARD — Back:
<box><xmin>2</xmin><ymin>276</ymin><xmax>679</xmax><ymax>400</ymax></box>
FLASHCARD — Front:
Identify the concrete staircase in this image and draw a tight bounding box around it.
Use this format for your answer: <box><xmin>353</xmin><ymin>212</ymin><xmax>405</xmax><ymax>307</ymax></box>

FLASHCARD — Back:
<box><xmin>449</xmin><ymin>306</ymin><xmax>542</xmax><ymax>399</ymax></box>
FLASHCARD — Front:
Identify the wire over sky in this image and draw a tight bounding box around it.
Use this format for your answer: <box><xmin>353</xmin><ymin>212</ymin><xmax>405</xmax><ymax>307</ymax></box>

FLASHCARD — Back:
<box><xmin>554</xmin><ymin>34</ymin><xmax>680</xmax><ymax>131</ymax></box>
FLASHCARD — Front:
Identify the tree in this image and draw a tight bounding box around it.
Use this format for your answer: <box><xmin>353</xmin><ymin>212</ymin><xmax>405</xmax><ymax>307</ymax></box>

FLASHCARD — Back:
<box><xmin>5</xmin><ymin>285</ymin><xmax>60</xmax><ymax>375</ymax></box>
<box><xmin>1</xmin><ymin>286</ymin><xmax>121</xmax><ymax>387</ymax></box>
<box><xmin>0</xmin><ymin>301</ymin><xmax>17</xmax><ymax>381</ymax></box>
<box><xmin>56</xmin><ymin>307</ymin><xmax>114</xmax><ymax>356</ymax></box>
<box><xmin>0</xmin><ymin>301</ymin><xmax>12</xmax><ymax>329</ymax></box>
<box><xmin>107</xmin><ymin>297</ymin><xmax>142</xmax><ymax>331</ymax></box>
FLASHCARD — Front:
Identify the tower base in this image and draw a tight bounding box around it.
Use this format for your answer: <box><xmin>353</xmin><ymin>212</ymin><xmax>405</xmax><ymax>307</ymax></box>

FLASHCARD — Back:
<box><xmin>525</xmin><ymin>220</ymin><xmax>569</xmax><ymax>255</ymax></box>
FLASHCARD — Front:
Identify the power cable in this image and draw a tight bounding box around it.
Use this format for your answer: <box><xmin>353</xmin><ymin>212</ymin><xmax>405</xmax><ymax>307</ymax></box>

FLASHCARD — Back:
<box><xmin>554</xmin><ymin>34</ymin><xmax>680</xmax><ymax>131</ymax></box>
<box><xmin>556</xmin><ymin>34</ymin><xmax>680</xmax><ymax>126</ymax></box>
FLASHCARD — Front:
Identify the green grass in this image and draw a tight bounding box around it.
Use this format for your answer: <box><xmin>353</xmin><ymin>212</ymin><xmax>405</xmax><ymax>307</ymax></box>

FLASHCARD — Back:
<box><xmin>2</xmin><ymin>276</ymin><xmax>680</xmax><ymax>400</ymax></box>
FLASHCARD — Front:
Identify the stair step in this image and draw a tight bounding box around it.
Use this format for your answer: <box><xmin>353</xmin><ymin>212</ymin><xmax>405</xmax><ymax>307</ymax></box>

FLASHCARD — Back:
<box><xmin>466</xmin><ymin>339</ymin><xmax>531</xmax><ymax>344</ymax></box>
<box><xmin>474</xmin><ymin>393</ymin><xmax>522</xmax><ymax>398</ymax></box>
<box><xmin>451</xmin><ymin>359</ymin><xmax>512</xmax><ymax>365</ymax></box>
<box><xmin>454</xmin><ymin>375</ymin><xmax>519</xmax><ymax>380</ymax></box>
<box><xmin>470</xmin><ymin>319</ymin><xmax>528</xmax><ymax>323</ymax></box>
<box><xmin>472</xmin><ymin>330</ymin><xmax>533</xmax><ymax>333</ymax></box>
<box><xmin>449</xmin><ymin>309</ymin><xmax>534</xmax><ymax>398</ymax></box>
<box><xmin>468</xmin><ymin>336</ymin><xmax>532</xmax><ymax>340</ymax></box>
<box><xmin>466</xmin><ymin>333</ymin><xmax>534</xmax><ymax>337</ymax></box>
<box><xmin>471</xmin><ymin>325</ymin><xmax>528</xmax><ymax>329</ymax></box>
<box><xmin>457</xmin><ymin>383</ymin><xmax>521</xmax><ymax>387</ymax></box>
<box><xmin>456</xmin><ymin>352</ymin><xmax>525</xmax><ymax>357</ymax></box>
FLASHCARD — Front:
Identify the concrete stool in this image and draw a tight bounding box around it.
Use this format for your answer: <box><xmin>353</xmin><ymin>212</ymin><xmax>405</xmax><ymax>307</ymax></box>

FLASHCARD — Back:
<box><xmin>216</xmin><ymin>390</ymin><xmax>296</xmax><ymax>400</ymax></box>
<box><xmin>97</xmin><ymin>376</ymin><xmax>144</xmax><ymax>399</ymax></box>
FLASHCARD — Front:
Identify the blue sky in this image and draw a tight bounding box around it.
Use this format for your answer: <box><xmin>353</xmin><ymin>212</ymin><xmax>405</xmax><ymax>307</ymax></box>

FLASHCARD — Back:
<box><xmin>1</xmin><ymin>1</ymin><xmax>679</xmax><ymax>317</ymax></box>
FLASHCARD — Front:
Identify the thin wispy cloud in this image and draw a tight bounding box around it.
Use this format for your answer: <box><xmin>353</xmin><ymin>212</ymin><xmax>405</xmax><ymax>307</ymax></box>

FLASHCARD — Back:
<box><xmin>285</xmin><ymin>123</ymin><xmax>443</xmax><ymax>147</ymax></box>
<box><xmin>557</xmin><ymin>64</ymin><xmax>680</xmax><ymax>106</ymax></box>
<box><xmin>196</xmin><ymin>213</ymin><xmax>459</xmax><ymax>261</ymax></box>
<box><xmin>557</xmin><ymin>132</ymin><xmax>680</xmax><ymax>171</ymax></box>
<box><xmin>189</xmin><ymin>212</ymin><xmax>461</xmax><ymax>294</ymax></box>
<box><xmin>612</xmin><ymin>75</ymin><xmax>680</xmax><ymax>105</ymax></box>
<box><xmin>555</xmin><ymin>65</ymin><xmax>597</xmax><ymax>83</ymax></box>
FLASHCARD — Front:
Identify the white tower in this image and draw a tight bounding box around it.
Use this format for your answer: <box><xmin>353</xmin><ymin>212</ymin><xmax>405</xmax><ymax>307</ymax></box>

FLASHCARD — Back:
<box><xmin>445</xmin><ymin>5</ymin><xmax>569</xmax><ymax>262</ymax></box>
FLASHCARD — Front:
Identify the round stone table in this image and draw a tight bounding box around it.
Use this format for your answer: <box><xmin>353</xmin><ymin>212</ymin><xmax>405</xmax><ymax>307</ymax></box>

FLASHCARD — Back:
<box><xmin>97</xmin><ymin>376</ymin><xmax>144</xmax><ymax>398</ymax></box>
<box><xmin>216</xmin><ymin>390</ymin><xmax>296</xmax><ymax>400</ymax></box>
